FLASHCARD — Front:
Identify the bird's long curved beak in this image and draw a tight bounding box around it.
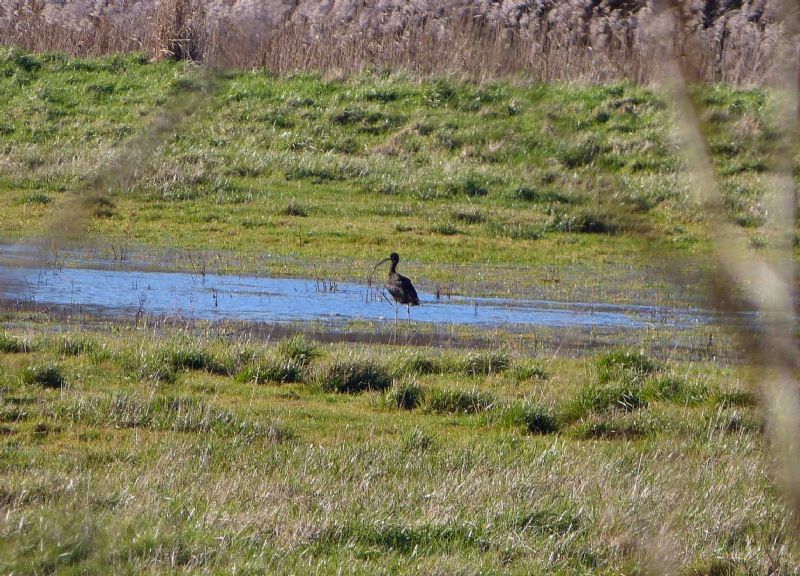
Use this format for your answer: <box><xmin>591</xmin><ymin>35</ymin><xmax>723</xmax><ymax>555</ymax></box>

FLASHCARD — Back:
<box><xmin>368</xmin><ymin>257</ymin><xmax>391</xmax><ymax>287</ymax></box>
<box><xmin>372</xmin><ymin>257</ymin><xmax>390</xmax><ymax>271</ymax></box>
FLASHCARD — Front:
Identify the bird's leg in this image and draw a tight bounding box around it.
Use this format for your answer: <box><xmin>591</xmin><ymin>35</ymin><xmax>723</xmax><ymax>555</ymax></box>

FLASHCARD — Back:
<box><xmin>407</xmin><ymin>304</ymin><xmax>411</xmax><ymax>322</ymax></box>
<box><xmin>394</xmin><ymin>302</ymin><xmax>398</xmax><ymax>325</ymax></box>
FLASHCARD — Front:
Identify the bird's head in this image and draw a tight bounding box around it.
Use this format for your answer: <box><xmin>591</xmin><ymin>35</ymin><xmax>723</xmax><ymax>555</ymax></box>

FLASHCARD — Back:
<box><xmin>373</xmin><ymin>252</ymin><xmax>400</xmax><ymax>270</ymax></box>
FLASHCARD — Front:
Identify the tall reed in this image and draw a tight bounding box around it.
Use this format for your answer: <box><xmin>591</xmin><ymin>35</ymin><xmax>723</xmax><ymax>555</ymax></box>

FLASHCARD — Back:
<box><xmin>0</xmin><ymin>0</ymin><xmax>790</xmax><ymax>85</ymax></box>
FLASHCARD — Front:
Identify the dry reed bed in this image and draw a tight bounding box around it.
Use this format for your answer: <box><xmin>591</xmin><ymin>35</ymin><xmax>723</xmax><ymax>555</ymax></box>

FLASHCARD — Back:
<box><xmin>0</xmin><ymin>0</ymin><xmax>791</xmax><ymax>84</ymax></box>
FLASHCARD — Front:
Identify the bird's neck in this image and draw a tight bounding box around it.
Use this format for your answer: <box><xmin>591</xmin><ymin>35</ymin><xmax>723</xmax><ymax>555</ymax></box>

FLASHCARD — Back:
<box><xmin>389</xmin><ymin>261</ymin><xmax>398</xmax><ymax>273</ymax></box>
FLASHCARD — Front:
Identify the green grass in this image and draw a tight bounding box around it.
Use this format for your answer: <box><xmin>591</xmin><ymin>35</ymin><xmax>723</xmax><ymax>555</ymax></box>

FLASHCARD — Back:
<box><xmin>0</xmin><ymin>50</ymin><xmax>796</xmax><ymax>573</ymax></box>
<box><xmin>315</xmin><ymin>355</ymin><xmax>393</xmax><ymax>393</ymax></box>
<box><xmin>561</xmin><ymin>380</ymin><xmax>648</xmax><ymax>422</ymax></box>
<box><xmin>0</xmin><ymin>334</ymin><xmax>30</xmax><ymax>353</ymax></box>
<box><xmin>165</xmin><ymin>344</ymin><xmax>229</xmax><ymax>375</ymax></box>
<box><xmin>236</xmin><ymin>357</ymin><xmax>305</xmax><ymax>385</ymax></box>
<box><xmin>597</xmin><ymin>348</ymin><xmax>659</xmax><ymax>383</ymax></box>
<box><xmin>644</xmin><ymin>376</ymin><xmax>710</xmax><ymax>405</ymax></box>
<box><xmin>20</xmin><ymin>363</ymin><xmax>66</xmax><ymax>388</ymax></box>
<box><xmin>460</xmin><ymin>350</ymin><xmax>511</xmax><ymax>376</ymax></box>
<box><xmin>56</xmin><ymin>335</ymin><xmax>104</xmax><ymax>358</ymax></box>
<box><xmin>235</xmin><ymin>335</ymin><xmax>317</xmax><ymax>384</ymax></box>
<box><xmin>0</xmin><ymin>324</ymin><xmax>791</xmax><ymax>573</ymax></box>
<box><xmin>0</xmin><ymin>50</ymin><xmax>789</xmax><ymax>289</ymax></box>
<box><xmin>385</xmin><ymin>379</ymin><xmax>426</xmax><ymax>410</ymax></box>
<box><xmin>501</xmin><ymin>402</ymin><xmax>561</xmax><ymax>434</ymax></box>
<box><xmin>425</xmin><ymin>388</ymin><xmax>496</xmax><ymax>414</ymax></box>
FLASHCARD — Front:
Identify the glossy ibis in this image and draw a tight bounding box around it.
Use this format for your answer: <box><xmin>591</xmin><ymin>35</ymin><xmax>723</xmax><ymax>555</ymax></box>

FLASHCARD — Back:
<box><xmin>374</xmin><ymin>252</ymin><xmax>420</xmax><ymax>322</ymax></box>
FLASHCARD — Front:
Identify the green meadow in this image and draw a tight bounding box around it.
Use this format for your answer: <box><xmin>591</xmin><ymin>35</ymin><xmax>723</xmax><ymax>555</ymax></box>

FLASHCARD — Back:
<box><xmin>0</xmin><ymin>329</ymin><xmax>782</xmax><ymax>574</ymax></box>
<box><xmin>0</xmin><ymin>49</ymin><xmax>797</xmax><ymax>574</ymax></box>
<box><xmin>0</xmin><ymin>49</ymin><xmax>784</xmax><ymax>283</ymax></box>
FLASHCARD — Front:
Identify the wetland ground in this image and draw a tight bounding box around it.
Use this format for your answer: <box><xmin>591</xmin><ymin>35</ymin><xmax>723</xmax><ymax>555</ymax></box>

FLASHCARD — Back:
<box><xmin>0</xmin><ymin>50</ymin><xmax>796</xmax><ymax>574</ymax></box>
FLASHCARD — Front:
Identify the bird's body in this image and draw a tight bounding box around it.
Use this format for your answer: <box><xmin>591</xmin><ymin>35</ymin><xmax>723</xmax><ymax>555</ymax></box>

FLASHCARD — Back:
<box><xmin>386</xmin><ymin>264</ymin><xmax>420</xmax><ymax>307</ymax></box>
<box><xmin>374</xmin><ymin>253</ymin><xmax>419</xmax><ymax>322</ymax></box>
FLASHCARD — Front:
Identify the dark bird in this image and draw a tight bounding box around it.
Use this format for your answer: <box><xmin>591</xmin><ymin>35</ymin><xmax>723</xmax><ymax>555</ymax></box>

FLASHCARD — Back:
<box><xmin>373</xmin><ymin>252</ymin><xmax>420</xmax><ymax>322</ymax></box>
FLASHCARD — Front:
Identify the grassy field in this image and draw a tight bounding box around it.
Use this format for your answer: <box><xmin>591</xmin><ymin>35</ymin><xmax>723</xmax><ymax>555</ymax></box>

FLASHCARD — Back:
<box><xmin>1</xmin><ymin>49</ymin><xmax>797</xmax><ymax>574</ymax></box>
<box><xmin>0</xmin><ymin>49</ymin><xmax>786</xmax><ymax>287</ymax></box>
<box><xmin>0</xmin><ymin>327</ymin><xmax>789</xmax><ymax>574</ymax></box>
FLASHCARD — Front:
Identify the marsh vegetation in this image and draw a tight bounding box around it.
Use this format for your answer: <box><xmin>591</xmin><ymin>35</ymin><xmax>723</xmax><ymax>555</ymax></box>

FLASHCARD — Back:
<box><xmin>0</xmin><ymin>328</ymin><xmax>783</xmax><ymax>573</ymax></box>
<box><xmin>1</xmin><ymin>3</ymin><xmax>799</xmax><ymax>571</ymax></box>
<box><xmin>0</xmin><ymin>49</ymin><xmax>783</xmax><ymax>288</ymax></box>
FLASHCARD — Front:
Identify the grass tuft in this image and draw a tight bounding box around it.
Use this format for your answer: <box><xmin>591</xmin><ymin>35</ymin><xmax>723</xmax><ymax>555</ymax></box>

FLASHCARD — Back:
<box><xmin>644</xmin><ymin>376</ymin><xmax>709</xmax><ymax>405</ymax></box>
<box><xmin>561</xmin><ymin>381</ymin><xmax>647</xmax><ymax>423</ymax></box>
<box><xmin>597</xmin><ymin>349</ymin><xmax>657</xmax><ymax>383</ymax></box>
<box><xmin>281</xmin><ymin>199</ymin><xmax>309</xmax><ymax>217</ymax></box>
<box><xmin>513</xmin><ymin>505</ymin><xmax>583</xmax><ymax>536</ymax></box>
<box><xmin>511</xmin><ymin>186</ymin><xmax>571</xmax><ymax>204</ymax></box>
<box><xmin>166</xmin><ymin>345</ymin><xmax>228</xmax><ymax>375</ymax></box>
<box><xmin>402</xmin><ymin>427</ymin><xmax>435</xmax><ymax>452</ymax></box>
<box><xmin>430</xmin><ymin>222</ymin><xmax>460</xmax><ymax>236</ymax></box>
<box><xmin>318</xmin><ymin>519</ymin><xmax>485</xmax><ymax>554</ymax></box>
<box><xmin>57</xmin><ymin>335</ymin><xmax>99</xmax><ymax>357</ymax></box>
<box><xmin>487</xmin><ymin>221</ymin><xmax>544</xmax><ymax>240</ymax></box>
<box><xmin>0</xmin><ymin>334</ymin><xmax>30</xmax><ymax>353</ymax></box>
<box><xmin>451</xmin><ymin>207</ymin><xmax>487</xmax><ymax>224</ymax></box>
<box><xmin>568</xmin><ymin>412</ymin><xmax>654</xmax><ymax>440</ymax></box>
<box><xmin>59</xmin><ymin>393</ymin><xmax>295</xmax><ymax>442</ymax></box>
<box><xmin>547</xmin><ymin>209</ymin><xmax>626</xmax><ymax>235</ymax></box>
<box><xmin>502</xmin><ymin>402</ymin><xmax>560</xmax><ymax>434</ymax></box>
<box><xmin>713</xmin><ymin>389</ymin><xmax>758</xmax><ymax>408</ymax></box>
<box><xmin>317</xmin><ymin>357</ymin><xmax>392</xmax><ymax>393</ymax></box>
<box><xmin>276</xmin><ymin>335</ymin><xmax>316</xmax><ymax>367</ymax></box>
<box><xmin>558</xmin><ymin>137</ymin><xmax>606</xmax><ymax>168</ymax></box>
<box><xmin>391</xmin><ymin>351</ymin><xmax>440</xmax><ymax>376</ymax></box>
<box><xmin>236</xmin><ymin>358</ymin><xmax>305</xmax><ymax>385</ymax></box>
<box><xmin>22</xmin><ymin>364</ymin><xmax>66</xmax><ymax>389</ymax></box>
<box><xmin>686</xmin><ymin>558</ymin><xmax>739</xmax><ymax>576</ymax></box>
<box><xmin>447</xmin><ymin>175</ymin><xmax>489</xmax><ymax>197</ymax></box>
<box><xmin>511</xmin><ymin>361</ymin><xmax>549</xmax><ymax>381</ymax></box>
<box><xmin>425</xmin><ymin>388</ymin><xmax>494</xmax><ymax>414</ymax></box>
<box><xmin>386</xmin><ymin>380</ymin><xmax>425</xmax><ymax>410</ymax></box>
<box><xmin>136</xmin><ymin>359</ymin><xmax>177</xmax><ymax>384</ymax></box>
<box><xmin>461</xmin><ymin>351</ymin><xmax>510</xmax><ymax>377</ymax></box>
<box><xmin>21</xmin><ymin>192</ymin><xmax>52</xmax><ymax>205</ymax></box>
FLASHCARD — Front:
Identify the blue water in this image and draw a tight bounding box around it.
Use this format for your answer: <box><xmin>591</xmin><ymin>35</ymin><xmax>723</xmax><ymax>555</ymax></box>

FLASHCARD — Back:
<box><xmin>0</xmin><ymin>262</ymin><xmax>712</xmax><ymax>329</ymax></box>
